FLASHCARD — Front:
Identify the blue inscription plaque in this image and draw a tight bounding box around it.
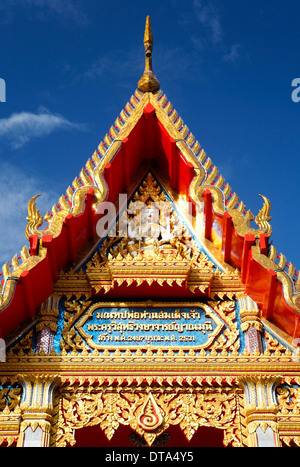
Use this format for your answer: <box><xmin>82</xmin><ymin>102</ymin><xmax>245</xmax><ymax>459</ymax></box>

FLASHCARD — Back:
<box><xmin>76</xmin><ymin>303</ymin><xmax>224</xmax><ymax>350</ymax></box>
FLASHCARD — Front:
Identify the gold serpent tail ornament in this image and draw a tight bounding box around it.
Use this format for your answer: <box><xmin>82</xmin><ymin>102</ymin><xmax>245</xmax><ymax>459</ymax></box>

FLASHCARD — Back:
<box><xmin>25</xmin><ymin>194</ymin><xmax>43</xmax><ymax>240</ymax></box>
<box><xmin>255</xmin><ymin>194</ymin><xmax>272</xmax><ymax>235</ymax></box>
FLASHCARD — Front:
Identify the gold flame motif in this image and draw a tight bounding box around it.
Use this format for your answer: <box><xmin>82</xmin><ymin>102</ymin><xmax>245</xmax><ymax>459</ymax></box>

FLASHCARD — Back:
<box><xmin>137</xmin><ymin>392</ymin><xmax>164</xmax><ymax>432</ymax></box>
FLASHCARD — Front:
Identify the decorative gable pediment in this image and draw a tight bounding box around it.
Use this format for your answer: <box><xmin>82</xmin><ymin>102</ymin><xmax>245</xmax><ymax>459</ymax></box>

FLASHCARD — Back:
<box><xmin>53</xmin><ymin>172</ymin><xmax>244</xmax><ymax>300</ymax></box>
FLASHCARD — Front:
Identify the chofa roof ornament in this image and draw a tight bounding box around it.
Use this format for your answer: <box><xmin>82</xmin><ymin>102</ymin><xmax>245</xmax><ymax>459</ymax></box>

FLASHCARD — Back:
<box><xmin>137</xmin><ymin>15</ymin><xmax>160</xmax><ymax>94</ymax></box>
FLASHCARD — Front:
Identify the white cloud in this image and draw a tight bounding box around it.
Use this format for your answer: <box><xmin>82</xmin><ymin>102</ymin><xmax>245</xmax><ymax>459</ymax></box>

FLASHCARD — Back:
<box><xmin>81</xmin><ymin>46</ymin><xmax>142</xmax><ymax>84</ymax></box>
<box><xmin>178</xmin><ymin>1</ymin><xmax>245</xmax><ymax>67</ymax></box>
<box><xmin>223</xmin><ymin>44</ymin><xmax>241</xmax><ymax>63</ymax></box>
<box><xmin>193</xmin><ymin>0</ymin><xmax>223</xmax><ymax>45</ymax></box>
<box><xmin>81</xmin><ymin>43</ymin><xmax>200</xmax><ymax>91</ymax></box>
<box><xmin>0</xmin><ymin>0</ymin><xmax>89</xmax><ymax>25</ymax></box>
<box><xmin>0</xmin><ymin>162</ymin><xmax>58</xmax><ymax>265</ymax></box>
<box><xmin>0</xmin><ymin>108</ymin><xmax>86</xmax><ymax>149</ymax></box>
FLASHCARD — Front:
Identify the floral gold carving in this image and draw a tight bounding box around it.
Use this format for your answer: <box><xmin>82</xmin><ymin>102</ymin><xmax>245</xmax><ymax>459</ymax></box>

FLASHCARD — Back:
<box><xmin>52</xmin><ymin>382</ymin><xmax>244</xmax><ymax>447</ymax></box>
<box><xmin>60</xmin><ymin>297</ymin><xmax>92</xmax><ymax>352</ymax></box>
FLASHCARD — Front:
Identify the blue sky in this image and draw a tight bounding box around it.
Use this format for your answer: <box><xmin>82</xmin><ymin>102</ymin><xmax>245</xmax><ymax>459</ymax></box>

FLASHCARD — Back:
<box><xmin>0</xmin><ymin>0</ymin><xmax>299</xmax><ymax>274</ymax></box>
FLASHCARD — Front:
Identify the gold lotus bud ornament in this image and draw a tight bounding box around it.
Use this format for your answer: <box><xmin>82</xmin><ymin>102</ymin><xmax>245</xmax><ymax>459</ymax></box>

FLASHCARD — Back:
<box><xmin>137</xmin><ymin>16</ymin><xmax>160</xmax><ymax>94</ymax></box>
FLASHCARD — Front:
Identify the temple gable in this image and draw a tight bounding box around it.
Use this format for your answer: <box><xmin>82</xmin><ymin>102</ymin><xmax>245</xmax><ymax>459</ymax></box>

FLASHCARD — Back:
<box><xmin>1</xmin><ymin>16</ymin><xmax>300</xmax><ymax>448</ymax></box>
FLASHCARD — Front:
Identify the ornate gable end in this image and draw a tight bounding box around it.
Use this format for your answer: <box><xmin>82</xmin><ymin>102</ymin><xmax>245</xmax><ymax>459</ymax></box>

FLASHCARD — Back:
<box><xmin>2</xmin><ymin>16</ymin><xmax>300</xmax><ymax>449</ymax></box>
<box><xmin>0</xmin><ymin>80</ymin><xmax>299</xmax><ymax>341</ymax></box>
<box><xmin>48</xmin><ymin>171</ymin><xmax>244</xmax><ymax>357</ymax></box>
<box><xmin>0</xmin><ymin>82</ymin><xmax>299</xmax><ymax>343</ymax></box>
<box><xmin>6</xmin><ymin>170</ymin><xmax>292</xmax><ymax>365</ymax></box>
<box><xmin>56</xmin><ymin>172</ymin><xmax>243</xmax><ymax>297</ymax></box>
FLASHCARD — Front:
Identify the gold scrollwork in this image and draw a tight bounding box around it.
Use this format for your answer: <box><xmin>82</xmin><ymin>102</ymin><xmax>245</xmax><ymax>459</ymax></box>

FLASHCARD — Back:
<box><xmin>60</xmin><ymin>297</ymin><xmax>92</xmax><ymax>352</ymax></box>
<box><xmin>51</xmin><ymin>383</ymin><xmax>244</xmax><ymax>447</ymax></box>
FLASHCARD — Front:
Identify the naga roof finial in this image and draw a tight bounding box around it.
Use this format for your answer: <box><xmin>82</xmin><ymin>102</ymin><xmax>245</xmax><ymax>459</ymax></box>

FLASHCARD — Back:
<box><xmin>137</xmin><ymin>15</ymin><xmax>160</xmax><ymax>94</ymax></box>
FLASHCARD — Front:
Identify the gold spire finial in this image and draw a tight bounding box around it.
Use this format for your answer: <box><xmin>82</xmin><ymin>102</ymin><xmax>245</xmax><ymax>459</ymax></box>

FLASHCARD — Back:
<box><xmin>144</xmin><ymin>14</ymin><xmax>153</xmax><ymax>47</ymax></box>
<box><xmin>137</xmin><ymin>15</ymin><xmax>160</xmax><ymax>94</ymax></box>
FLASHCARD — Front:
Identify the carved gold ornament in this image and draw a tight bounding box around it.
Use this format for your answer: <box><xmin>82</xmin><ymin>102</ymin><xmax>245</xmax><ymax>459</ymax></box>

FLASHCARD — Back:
<box><xmin>51</xmin><ymin>381</ymin><xmax>244</xmax><ymax>447</ymax></box>
<box><xmin>255</xmin><ymin>195</ymin><xmax>272</xmax><ymax>235</ymax></box>
<box><xmin>25</xmin><ymin>194</ymin><xmax>43</xmax><ymax>239</ymax></box>
<box><xmin>0</xmin><ymin>406</ymin><xmax>21</xmax><ymax>447</ymax></box>
<box><xmin>137</xmin><ymin>393</ymin><xmax>164</xmax><ymax>432</ymax></box>
<box><xmin>277</xmin><ymin>383</ymin><xmax>300</xmax><ymax>446</ymax></box>
<box><xmin>75</xmin><ymin>172</ymin><xmax>245</xmax><ymax>297</ymax></box>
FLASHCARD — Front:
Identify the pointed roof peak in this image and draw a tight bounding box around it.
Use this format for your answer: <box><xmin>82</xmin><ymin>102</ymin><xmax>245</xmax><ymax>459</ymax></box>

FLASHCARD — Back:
<box><xmin>144</xmin><ymin>15</ymin><xmax>153</xmax><ymax>46</ymax></box>
<box><xmin>137</xmin><ymin>15</ymin><xmax>160</xmax><ymax>94</ymax></box>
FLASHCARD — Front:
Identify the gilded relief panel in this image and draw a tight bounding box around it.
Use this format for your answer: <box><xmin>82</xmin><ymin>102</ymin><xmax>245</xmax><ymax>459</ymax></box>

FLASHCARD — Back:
<box><xmin>50</xmin><ymin>379</ymin><xmax>246</xmax><ymax>447</ymax></box>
